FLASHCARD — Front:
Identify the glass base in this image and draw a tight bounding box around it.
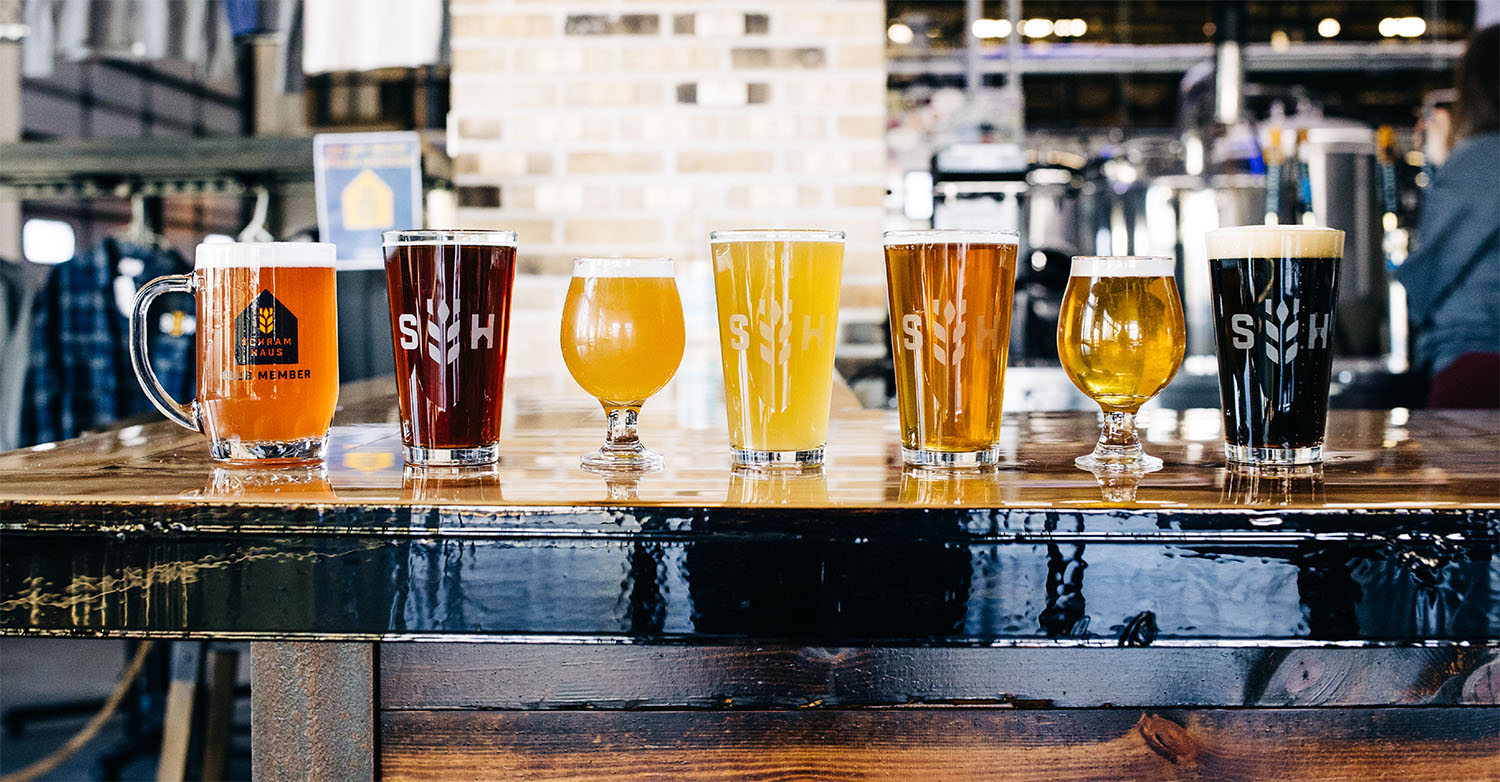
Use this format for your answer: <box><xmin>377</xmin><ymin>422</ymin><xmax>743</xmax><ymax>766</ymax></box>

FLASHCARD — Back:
<box><xmin>404</xmin><ymin>443</ymin><xmax>499</xmax><ymax>466</ymax></box>
<box><xmin>1075</xmin><ymin>452</ymin><xmax>1163</xmax><ymax>472</ymax></box>
<box><xmin>732</xmin><ymin>446</ymin><xmax>824</xmax><ymax>468</ymax></box>
<box><xmin>902</xmin><ymin>447</ymin><xmax>999</xmax><ymax>468</ymax></box>
<box><xmin>581</xmin><ymin>447</ymin><xmax>663</xmax><ymax>473</ymax></box>
<box><xmin>211</xmin><ymin>436</ymin><xmax>326</xmax><ymax>464</ymax></box>
<box><xmin>1225</xmin><ymin>443</ymin><xmax>1322</xmax><ymax>466</ymax></box>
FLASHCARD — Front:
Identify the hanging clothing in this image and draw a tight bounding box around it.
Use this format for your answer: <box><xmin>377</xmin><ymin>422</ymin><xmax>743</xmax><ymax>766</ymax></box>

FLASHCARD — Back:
<box><xmin>0</xmin><ymin>260</ymin><xmax>49</xmax><ymax>452</ymax></box>
<box><xmin>21</xmin><ymin>0</ymin><xmax>235</xmax><ymax>82</ymax></box>
<box><xmin>20</xmin><ymin>239</ymin><xmax>195</xmax><ymax>446</ymax></box>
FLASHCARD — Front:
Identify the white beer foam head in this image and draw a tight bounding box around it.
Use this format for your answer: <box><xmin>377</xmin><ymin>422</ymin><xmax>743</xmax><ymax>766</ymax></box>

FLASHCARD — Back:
<box><xmin>381</xmin><ymin>229</ymin><xmax>518</xmax><ymax>248</ymax></box>
<box><xmin>882</xmin><ymin>229</ymin><xmax>1019</xmax><ymax>247</ymax></box>
<box><xmin>709</xmin><ymin>229</ymin><xmax>845</xmax><ymax>244</ymax></box>
<box><xmin>1204</xmin><ymin>225</ymin><xmax>1343</xmax><ymax>260</ymax></box>
<box><xmin>1070</xmin><ymin>256</ymin><xmax>1176</xmax><ymax>277</ymax></box>
<box><xmin>195</xmin><ymin>242</ymin><xmax>336</xmax><ymax>269</ymax></box>
<box><xmin>573</xmin><ymin>257</ymin><xmax>675</xmax><ymax>278</ymax></box>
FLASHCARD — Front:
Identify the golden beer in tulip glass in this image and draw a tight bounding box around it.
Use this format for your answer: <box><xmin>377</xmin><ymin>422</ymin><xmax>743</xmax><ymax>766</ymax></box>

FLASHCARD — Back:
<box><xmin>560</xmin><ymin>257</ymin><xmax>685</xmax><ymax>472</ymax></box>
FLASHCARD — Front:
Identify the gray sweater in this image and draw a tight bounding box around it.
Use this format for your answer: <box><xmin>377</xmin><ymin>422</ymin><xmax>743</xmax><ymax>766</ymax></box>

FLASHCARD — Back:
<box><xmin>1395</xmin><ymin>133</ymin><xmax>1500</xmax><ymax>374</ymax></box>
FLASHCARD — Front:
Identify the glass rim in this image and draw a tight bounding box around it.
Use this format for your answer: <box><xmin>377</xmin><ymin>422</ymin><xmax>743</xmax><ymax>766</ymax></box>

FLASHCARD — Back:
<box><xmin>1205</xmin><ymin>225</ymin><xmax>1344</xmax><ymax>235</ymax></box>
<box><xmin>572</xmin><ymin>257</ymin><xmax>675</xmax><ymax>277</ymax></box>
<box><xmin>882</xmin><ymin>229</ymin><xmax>1019</xmax><ymax>246</ymax></box>
<box><xmin>709</xmin><ymin>229</ymin><xmax>845</xmax><ymax>243</ymax></box>
<box><xmin>1069</xmin><ymin>255</ymin><xmax>1176</xmax><ymax>277</ymax></box>
<box><xmin>382</xmin><ymin>229</ymin><xmax>519</xmax><ymax>247</ymax></box>
<box><xmin>1071</xmin><ymin>255</ymin><xmax>1173</xmax><ymax>261</ymax></box>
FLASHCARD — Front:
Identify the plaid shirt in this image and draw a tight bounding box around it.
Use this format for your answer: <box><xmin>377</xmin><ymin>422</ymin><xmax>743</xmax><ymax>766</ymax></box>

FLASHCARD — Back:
<box><xmin>21</xmin><ymin>239</ymin><xmax>194</xmax><ymax>446</ymax></box>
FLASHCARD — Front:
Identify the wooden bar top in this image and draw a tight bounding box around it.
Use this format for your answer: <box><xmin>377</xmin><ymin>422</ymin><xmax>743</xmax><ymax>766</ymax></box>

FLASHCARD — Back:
<box><xmin>2</xmin><ymin>371</ymin><xmax>1497</xmax><ymax>645</ymax></box>
<box><xmin>2</xmin><ymin>376</ymin><xmax>1496</xmax><ymax>515</ymax></box>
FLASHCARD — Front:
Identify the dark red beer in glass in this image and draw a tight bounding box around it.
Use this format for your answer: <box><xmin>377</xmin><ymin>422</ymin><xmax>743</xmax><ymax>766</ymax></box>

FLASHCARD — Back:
<box><xmin>383</xmin><ymin>230</ymin><xmax>517</xmax><ymax>465</ymax></box>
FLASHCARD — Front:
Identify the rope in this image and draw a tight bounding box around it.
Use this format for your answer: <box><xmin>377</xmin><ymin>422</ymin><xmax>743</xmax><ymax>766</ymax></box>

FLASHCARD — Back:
<box><xmin>0</xmin><ymin>641</ymin><xmax>156</xmax><ymax>782</ymax></box>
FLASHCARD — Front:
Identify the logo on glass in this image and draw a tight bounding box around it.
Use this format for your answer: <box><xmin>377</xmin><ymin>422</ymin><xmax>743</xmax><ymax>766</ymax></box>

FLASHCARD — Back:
<box><xmin>234</xmin><ymin>290</ymin><xmax>298</xmax><ymax>365</ymax></box>
<box><xmin>1228</xmin><ymin>296</ymin><xmax>1332</xmax><ymax>367</ymax></box>
<box><xmin>397</xmin><ymin>299</ymin><xmax>496</xmax><ymax>368</ymax></box>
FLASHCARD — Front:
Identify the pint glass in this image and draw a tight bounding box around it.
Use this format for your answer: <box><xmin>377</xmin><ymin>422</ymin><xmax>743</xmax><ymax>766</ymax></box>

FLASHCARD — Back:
<box><xmin>709</xmin><ymin>229</ymin><xmax>844</xmax><ymax>467</ymax></box>
<box><xmin>1206</xmin><ymin>225</ymin><xmax>1343</xmax><ymax>465</ymax></box>
<box><xmin>884</xmin><ymin>229</ymin><xmax>1018</xmax><ymax>467</ymax></box>
<box><xmin>129</xmin><ymin>242</ymin><xmax>340</xmax><ymax>463</ymax></box>
<box><xmin>383</xmin><ymin>230</ymin><xmax>517</xmax><ymax>466</ymax></box>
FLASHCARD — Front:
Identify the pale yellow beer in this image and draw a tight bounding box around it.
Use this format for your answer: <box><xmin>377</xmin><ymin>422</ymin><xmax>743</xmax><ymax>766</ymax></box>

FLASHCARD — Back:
<box><xmin>1058</xmin><ymin>258</ymin><xmax>1185</xmax><ymax>412</ymax></box>
<box><xmin>884</xmin><ymin>230</ymin><xmax>1018</xmax><ymax>467</ymax></box>
<box><xmin>560</xmin><ymin>257</ymin><xmax>685</xmax><ymax>472</ymax></box>
<box><xmin>560</xmin><ymin>261</ymin><xmax>685</xmax><ymax>405</ymax></box>
<box><xmin>1057</xmin><ymin>255</ymin><xmax>1185</xmax><ymax>472</ymax></box>
<box><xmin>710</xmin><ymin>230</ymin><xmax>844</xmax><ymax>466</ymax></box>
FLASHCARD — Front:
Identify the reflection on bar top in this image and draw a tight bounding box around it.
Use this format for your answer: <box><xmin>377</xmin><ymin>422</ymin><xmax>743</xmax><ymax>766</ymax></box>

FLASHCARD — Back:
<box><xmin>0</xmin><ymin>376</ymin><xmax>1496</xmax><ymax>513</ymax></box>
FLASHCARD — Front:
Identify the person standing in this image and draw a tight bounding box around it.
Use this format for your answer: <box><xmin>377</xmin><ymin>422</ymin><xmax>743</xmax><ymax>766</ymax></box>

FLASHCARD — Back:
<box><xmin>1396</xmin><ymin>25</ymin><xmax>1500</xmax><ymax>409</ymax></box>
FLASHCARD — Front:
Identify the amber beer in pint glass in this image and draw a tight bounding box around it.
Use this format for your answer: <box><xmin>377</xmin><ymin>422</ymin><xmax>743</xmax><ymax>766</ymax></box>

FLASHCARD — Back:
<box><xmin>884</xmin><ymin>230</ymin><xmax>1018</xmax><ymax>467</ymax></box>
<box><xmin>384</xmin><ymin>230</ymin><xmax>517</xmax><ymax>466</ymax></box>
<box><xmin>710</xmin><ymin>230</ymin><xmax>844</xmax><ymax>467</ymax></box>
<box><xmin>129</xmin><ymin>242</ymin><xmax>339</xmax><ymax>462</ymax></box>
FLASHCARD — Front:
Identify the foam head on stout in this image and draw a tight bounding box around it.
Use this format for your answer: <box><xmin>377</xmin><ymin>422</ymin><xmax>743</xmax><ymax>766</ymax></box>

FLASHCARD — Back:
<box><xmin>1205</xmin><ymin>225</ymin><xmax>1343</xmax><ymax>466</ymax></box>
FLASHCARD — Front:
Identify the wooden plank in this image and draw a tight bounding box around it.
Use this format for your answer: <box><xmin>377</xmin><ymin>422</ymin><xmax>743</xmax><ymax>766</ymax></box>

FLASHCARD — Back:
<box><xmin>251</xmin><ymin>642</ymin><xmax>374</xmax><ymax>782</ymax></box>
<box><xmin>379</xmin><ymin>644</ymin><xmax>1500</xmax><ymax>710</ymax></box>
<box><xmin>156</xmin><ymin>642</ymin><xmax>201</xmax><ymax>782</ymax></box>
<box><xmin>379</xmin><ymin>708</ymin><xmax>1500</xmax><ymax>781</ymax></box>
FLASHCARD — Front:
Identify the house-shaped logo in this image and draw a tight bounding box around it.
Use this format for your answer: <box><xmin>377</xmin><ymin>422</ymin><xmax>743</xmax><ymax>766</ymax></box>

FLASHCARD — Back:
<box><xmin>234</xmin><ymin>289</ymin><xmax>299</xmax><ymax>365</ymax></box>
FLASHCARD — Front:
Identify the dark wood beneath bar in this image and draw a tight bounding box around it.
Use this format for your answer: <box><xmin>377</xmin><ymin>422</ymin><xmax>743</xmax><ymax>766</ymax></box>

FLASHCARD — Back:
<box><xmin>379</xmin><ymin>644</ymin><xmax>1500</xmax><ymax>710</ymax></box>
<box><xmin>379</xmin><ymin>708</ymin><xmax>1500</xmax><ymax>781</ymax></box>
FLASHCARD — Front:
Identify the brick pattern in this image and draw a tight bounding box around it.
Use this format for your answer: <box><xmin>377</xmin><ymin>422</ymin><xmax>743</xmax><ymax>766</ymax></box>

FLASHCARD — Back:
<box><xmin>448</xmin><ymin>1</ymin><xmax>888</xmax><ymax>376</ymax></box>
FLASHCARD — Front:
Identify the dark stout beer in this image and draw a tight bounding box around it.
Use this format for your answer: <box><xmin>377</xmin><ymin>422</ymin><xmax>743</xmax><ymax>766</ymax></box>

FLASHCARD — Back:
<box><xmin>383</xmin><ymin>230</ymin><xmax>517</xmax><ymax>465</ymax></box>
<box><xmin>1206</xmin><ymin>226</ymin><xmax>1343</xmax><ymax>465</ymax></box>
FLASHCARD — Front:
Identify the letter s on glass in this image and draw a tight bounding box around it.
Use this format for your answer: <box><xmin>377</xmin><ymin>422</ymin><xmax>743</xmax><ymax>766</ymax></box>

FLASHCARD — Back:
<box><xmin>1231</xmin><ymin>314</ymin><xmax>1255</xmax><ymax>349</ymax></box>
<box><xmin>398</xmin><ymin>314</ymin><xmax>420</xmax><ymax>349</ymax></box>
<box><xmin>902</xmin><ymin>314</ymin><xmax>922</xmax><ymax>350</ymax></box>
<box><xmin>729</xmin><ymin>314</ymin><xmax>749</xmax><ymax>351</ymax></box>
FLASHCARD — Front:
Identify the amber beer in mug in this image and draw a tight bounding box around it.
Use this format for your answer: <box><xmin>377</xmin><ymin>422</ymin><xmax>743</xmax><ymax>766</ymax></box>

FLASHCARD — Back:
<box><xmin>710</xmin><ymin>230</ymin><xmax>844</xmax><ymax>467</ymax></box>
<box><xmin>884</xmin><ymin>230</ymin><xmax>1018</xmax><ymax>467</ymax></box>
<box><xmin>1206</xmin><ymin>226</ymin><xmax>1343</xmax><ymax>465</ymax></box>
<box><xmin>384</xmin><ymin>230</ymin><xmax>517</xmax><ymax>466</ymax></box>
<box><xmin>129</xmin><ymin>242</ymin><xmax>340</xmax><ymax>462</ymax></box>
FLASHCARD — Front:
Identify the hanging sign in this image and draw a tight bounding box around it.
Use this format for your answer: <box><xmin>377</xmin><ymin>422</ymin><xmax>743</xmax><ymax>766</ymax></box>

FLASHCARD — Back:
<box><xmin>314</xmin><ymin>131</ymin><xmax>424</xmax><ymax>270</ymax></box>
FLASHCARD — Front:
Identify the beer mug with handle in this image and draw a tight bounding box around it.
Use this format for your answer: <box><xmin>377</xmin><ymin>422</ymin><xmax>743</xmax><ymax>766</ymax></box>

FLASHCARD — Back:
<box><xmin>129</xmin><ymin>242</ymin><xmax>340</xmax><ymax>463</ymax></box>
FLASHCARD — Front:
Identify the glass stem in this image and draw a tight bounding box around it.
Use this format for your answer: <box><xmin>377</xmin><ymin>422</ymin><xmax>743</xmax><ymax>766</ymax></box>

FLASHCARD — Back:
<box><xmin>1095</xmin><ymin>410</ymin><xmax>1144</xmax><ymax>459</ymax></box>
<box><xmin>603</xmin><ymin>405</ymin><xmax>644</xmax><ymax>454</ymax></box>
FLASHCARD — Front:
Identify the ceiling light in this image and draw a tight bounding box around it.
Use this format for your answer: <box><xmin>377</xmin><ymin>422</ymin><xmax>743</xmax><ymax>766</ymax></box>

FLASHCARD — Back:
<box><xmin>887</xmin><ymin>22</ymin><xmax>914</xmax><ymax>44</ymax></box>
<box><xmin>1397</xmin><ymin>16</ymin><xmax>1426</xmax><ymax>37</ymax></box>
<box><xmin>1021</xmin><ymin>18</ymin><xmax>1052</xmax><ymax>38</ymax></box>
<box><xmin>971</xmin><ymin>18</ymin><xmax>1011</xmax><ymax>39</ymax></box>
<box><xmin>1317</xmin><ymin>18</ymin><xmax>1340</xmax><ymax>38</ymax></box>
<box><xmin>1378</xmin><ymin>18</ymin><xmax>1399</xmax><ymax>38</ymax></box>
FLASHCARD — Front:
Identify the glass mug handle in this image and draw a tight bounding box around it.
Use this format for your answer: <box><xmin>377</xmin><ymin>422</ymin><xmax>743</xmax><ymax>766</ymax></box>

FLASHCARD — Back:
<box><xmin>129</xmin><ymin>273</ymin><xmax>200</xmax><ymax>432</ymax></box>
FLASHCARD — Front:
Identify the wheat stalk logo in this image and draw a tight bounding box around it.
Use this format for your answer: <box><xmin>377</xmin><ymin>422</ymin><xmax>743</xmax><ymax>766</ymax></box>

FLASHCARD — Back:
<box><xmin>425</xmin><ymin>298</ymin><xmax>462</xmax><ymax>366</ymax></box>
<box><xmin>1263</xmin><ymin>298</ymin><xmax>1300</xmax><ymax>364</ymax></box>
<box><xmin>257</xmin><ymin>307</ymin><xmax>274</xmax><ymax>334</ymax></box>
<box><xmin>929</xmin><ymin>299</ymin><xmax>967</xmax><ymax>366</ymax></box>
<box><xmin>755</xmin><ymin>298</ymin><xmax>794</xmax><ymax>411</ymax></box>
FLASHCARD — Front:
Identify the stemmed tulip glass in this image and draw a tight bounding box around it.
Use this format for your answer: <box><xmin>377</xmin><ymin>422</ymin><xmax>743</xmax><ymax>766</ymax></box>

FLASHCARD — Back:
<box><xmin>559</xmin><ymin>257</ymin><xmax>685</xmax><ymax>472</ymax></box>
<box><xmin>1057</xmin><ymin>256</ymin><xmax>1186</xmax><ymax>471</ymax></box>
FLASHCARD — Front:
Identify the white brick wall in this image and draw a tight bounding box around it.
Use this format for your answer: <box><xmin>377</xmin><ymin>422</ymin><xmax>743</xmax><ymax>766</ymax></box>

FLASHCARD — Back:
<box><xmin>447</xmin><ymin>0</ymin><xmax>888</xmax><ymax>376</ymax></box>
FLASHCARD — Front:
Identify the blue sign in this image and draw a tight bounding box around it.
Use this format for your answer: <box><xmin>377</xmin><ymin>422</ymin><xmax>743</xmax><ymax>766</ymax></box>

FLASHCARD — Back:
<box><xmin>314</xmin><ymin>132</ymin><xmax>423</xmax><ymax>269</ymax></box>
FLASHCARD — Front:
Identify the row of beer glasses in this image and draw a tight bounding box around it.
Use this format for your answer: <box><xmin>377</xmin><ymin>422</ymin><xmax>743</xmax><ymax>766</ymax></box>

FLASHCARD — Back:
<box><xmin>128</xmin><ymin>224</ymin><xmax>1343</xmax><ymax>474</ymax></box>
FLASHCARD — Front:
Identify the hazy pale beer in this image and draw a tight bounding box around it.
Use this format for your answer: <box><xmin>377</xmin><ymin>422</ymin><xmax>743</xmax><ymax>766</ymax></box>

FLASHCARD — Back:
<box><xmin>561</xmin><ymin>259</ymin><xmax>685</xmax><ymax>405</ymax></box>
<box><xmin>1206</xmin><ymin>226</ymin><xmax>1343</xmax><ymax>465</ymax></box>
<box><xmin>560</xmin><ymin>257</ymin><xmax>686</xmax><ymax>472</ymax></box>
<box><xmin>710</xmin><ymin>230</ymin><xmax>844</xmax><ymax>466</ymax></box>
<box><xmin>1057</xmin><ymin>257</ymin><xmax>1186</xmax><ymax>412</ymax></box>
<box><xmin>384</xmin><ymin>230</ymin><xmax>517</xmax><ymax>466</ymax></box>
<box><xmin>884</xmin><ymin>229</ymin><xmax>1018</xmax><ymax>467</ymax></box>
<box><xmin>129</xmin><ymin>242</ymin><xmax>339</xmax><ymax>462</ymax></box>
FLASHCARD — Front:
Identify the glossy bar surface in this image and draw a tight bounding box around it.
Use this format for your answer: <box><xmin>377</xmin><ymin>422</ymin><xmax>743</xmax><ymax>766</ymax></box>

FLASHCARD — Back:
<box><xmin>2</xmin><ymin>375</ymin><xmax>1497</xmax><ymax>645</ymax></box>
